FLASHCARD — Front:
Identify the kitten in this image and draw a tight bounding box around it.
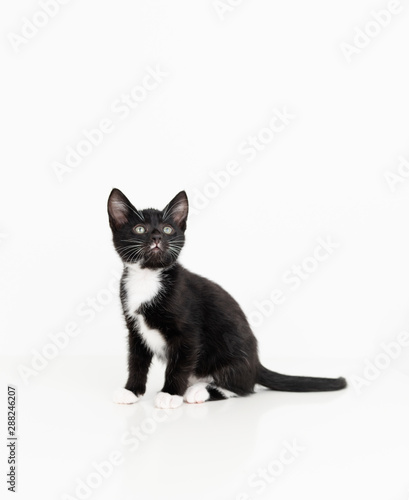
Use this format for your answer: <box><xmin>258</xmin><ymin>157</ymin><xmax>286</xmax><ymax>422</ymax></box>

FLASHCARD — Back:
<box><xmin>108</xmin><ymin>189</ymin><xmax>346</xmax><ymax>409</ymax></box>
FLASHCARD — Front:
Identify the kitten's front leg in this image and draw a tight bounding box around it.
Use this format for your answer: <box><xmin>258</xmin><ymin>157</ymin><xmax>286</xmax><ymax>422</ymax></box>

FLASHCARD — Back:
<box><xmin>155</xmin><ymin>341</ymin><xmax>196</xmax><ymax>409</ymax></box>
<box><xmin>114</xmin><ymin>319</ymin><xmax>153</xmax><ymax>404</ymax></box>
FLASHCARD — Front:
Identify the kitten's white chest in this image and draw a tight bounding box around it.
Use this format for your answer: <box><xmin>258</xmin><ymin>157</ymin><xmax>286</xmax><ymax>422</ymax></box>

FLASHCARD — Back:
<box><xmin>123</xmin><ymin>263</ymin><xmax>162</xmax><ymax>315</ymax></box>
<box><xmin>123</xmin><ymin>263</ymin><xmax>166</xmax><ymax>359</ymax></box>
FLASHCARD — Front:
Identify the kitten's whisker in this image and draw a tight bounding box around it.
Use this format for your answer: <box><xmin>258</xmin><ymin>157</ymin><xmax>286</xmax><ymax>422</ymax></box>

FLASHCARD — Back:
<box><xmin>118</xmin><ymin>244</ymin><xmax>143</xmax><ymax>253</ymax></box>
<box><xmin>121</xmin><ymin>240</ymin><xmax>145</xmax><ymax>244</ymax></box>
<box><xmin>119</xmin><ymin>245</ymin><xmax>146</xmax><ymax>260</ymax></box>
<box><xmin>127</xmin><ymin>246</ymin><xmax>145</xmax><ymax>261</ymax></box>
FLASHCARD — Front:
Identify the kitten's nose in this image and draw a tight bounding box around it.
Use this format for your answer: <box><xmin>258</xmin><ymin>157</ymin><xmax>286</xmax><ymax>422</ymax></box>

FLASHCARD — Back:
<box><xmin>151</xmin><ymin>234</ymin><xmax>161</xmax><ymax>245</ymax></box>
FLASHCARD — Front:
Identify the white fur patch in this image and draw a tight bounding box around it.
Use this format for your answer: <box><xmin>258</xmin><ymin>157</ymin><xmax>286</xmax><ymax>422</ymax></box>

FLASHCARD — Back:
<box><xmin>184</xmin><ymin>383</ymin><xmax>210</xmax><ymax>404</ymax></box>
<box><xmin>188</xmin><ymin>375</ymin><xmax>213</xmax><ymax>385</ymax></box>
<box><xmin>136</xmin><ymin>314</ymin><xmax>167</xmax><ymax>360</ymax></box>
<box><xmin>123</xmin><ymin>262</ymin><xmax>166</xmax><ymax>359</ymax></box>
<box><xmin>185</xmin><ymin>377</ymin><xmax>237</xmax><ymax>402</ymax></box>
<box><xmin>113</xmin><ymin>388</ymin><xmax>139</xmax><ymax>404</ymax></box>
<box><xmin>124</xmin><ymin>262</ymin><xmax>162</xmax><ymax>315</ymax></box>
<box><xmin>215</xmin><ymin>387</ymin><xmax>237</xmax><ymax>399</ymax></box>
<box><xmin>155</xmin><ymin>392</ymin><xmax>183</xmax><ymax>409</ymax></box>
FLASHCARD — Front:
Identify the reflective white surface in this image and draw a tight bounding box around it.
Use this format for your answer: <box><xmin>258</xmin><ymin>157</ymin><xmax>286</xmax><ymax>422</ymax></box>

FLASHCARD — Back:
<box><xmin>2</xmin><ymin>355</ymin><xmax>408</xmax><ymax>500</ymax></box>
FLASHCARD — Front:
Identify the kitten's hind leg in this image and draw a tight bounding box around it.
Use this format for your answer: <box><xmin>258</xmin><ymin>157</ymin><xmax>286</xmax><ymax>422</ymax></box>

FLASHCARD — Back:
<box><xmin>184</xmin><ymin>382</ymin><xmax>211</xmax><ymax>404</ymax></box>
<box><xmin>184</xmin><ymin>381</ymin><xmax>237</xmax><ymax>404</ymax></box>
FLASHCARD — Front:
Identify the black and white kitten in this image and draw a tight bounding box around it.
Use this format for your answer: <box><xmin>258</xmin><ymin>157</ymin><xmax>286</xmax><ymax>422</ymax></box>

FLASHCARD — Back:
<box><xmin>108</xmin><ymin>189</ymin><xmax>346</xmax><ymax>409</ymax></box>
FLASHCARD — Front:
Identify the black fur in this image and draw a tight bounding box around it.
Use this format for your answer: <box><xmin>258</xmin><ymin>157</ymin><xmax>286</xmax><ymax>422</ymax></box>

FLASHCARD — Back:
<box><xmin>108</xmin><ymin>188</ymin><xmax>346</xmax><ymax>402</ymax></box>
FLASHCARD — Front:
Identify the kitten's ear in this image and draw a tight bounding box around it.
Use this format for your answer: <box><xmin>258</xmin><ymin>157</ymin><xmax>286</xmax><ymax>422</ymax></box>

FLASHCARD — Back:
<box><xmin>107</xmin><ymin>188</ymin><xmax>134</xmax><ymax>229</ymax></box>
<box><xmin>163</xmin><ymin>191</ymin><xmax>189</xmax><ymax>231</ymax></box>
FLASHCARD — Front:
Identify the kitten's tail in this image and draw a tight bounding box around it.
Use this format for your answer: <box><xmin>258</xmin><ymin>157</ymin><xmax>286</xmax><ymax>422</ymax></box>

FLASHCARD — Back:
<box><xmin>257</xmin><ymin>364</ymin><xmax>347</xmax><ymax>392</ymax></box>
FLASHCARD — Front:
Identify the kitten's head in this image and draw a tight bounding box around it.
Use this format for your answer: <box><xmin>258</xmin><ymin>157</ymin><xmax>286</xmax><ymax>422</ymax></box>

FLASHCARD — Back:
<box><xmin>107</xmin><ymin>189</ymin><xmax>188</xmax><ymax>269</ymax></box>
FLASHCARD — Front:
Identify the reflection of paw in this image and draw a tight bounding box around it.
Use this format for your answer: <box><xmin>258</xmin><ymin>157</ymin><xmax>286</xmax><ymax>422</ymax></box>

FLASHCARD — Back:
<box><xmin>113</xmin><ymin>388</ymin><xmax>139</xmax><ymax>404</ymax></box>
<box><xmin>184</xmin><ymin>383</ymin><xmax>209</xmax><ymax>404</ymax></box>
<box><xmin>155</xmin><ymin>392</ymin><xmax>183</xmax><ymax>409</ymax></box>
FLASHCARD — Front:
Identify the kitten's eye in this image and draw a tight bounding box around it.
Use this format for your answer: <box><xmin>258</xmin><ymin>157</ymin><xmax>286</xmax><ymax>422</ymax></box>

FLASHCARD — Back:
<box><xmin>163</xmin><ymin>226</ymin><xmax>174</xmax><ymax>234</ymax></box>
<box><xmin>133</xmin><ymin>225</ymin><xmax>146</xmax><ymax>234</ymax></box>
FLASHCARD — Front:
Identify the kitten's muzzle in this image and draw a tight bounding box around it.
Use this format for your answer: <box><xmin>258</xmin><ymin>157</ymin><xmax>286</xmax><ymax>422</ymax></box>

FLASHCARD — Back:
<box><xmin>149</xmin><ymin>241</ymin><xmax>162</xmax><ymax>251</ymax></box>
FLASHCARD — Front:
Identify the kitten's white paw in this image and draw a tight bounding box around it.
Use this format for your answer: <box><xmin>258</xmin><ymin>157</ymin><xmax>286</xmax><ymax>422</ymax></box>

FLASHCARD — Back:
<box><xmin>184</xmin><ymin>383</ymin><xmax>210</xmax><ymax>404</ymax></box>
<box><xmin>113</xmin><ymin>388</ymin><xmax>139</xmax><ymax>404</ymax></box>
<box><xmin>155</xmin><ymin>392</ymin><xmax>183</xmax><ymax>409</ymax></box>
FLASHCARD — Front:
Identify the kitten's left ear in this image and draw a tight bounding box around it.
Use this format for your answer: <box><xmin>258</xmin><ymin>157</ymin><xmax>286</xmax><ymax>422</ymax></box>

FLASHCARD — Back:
<box><xmin>163</xmin><ymin>191</ymin><xmax>189</xmax><ymax>231</ymax></box>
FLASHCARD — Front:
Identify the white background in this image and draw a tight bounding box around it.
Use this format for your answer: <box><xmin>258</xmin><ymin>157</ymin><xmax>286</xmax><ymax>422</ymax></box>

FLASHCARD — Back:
<box><xmin>1</xmin><ymin>1</ymin><xmax>409</xmax><ymax>499</ymax></box>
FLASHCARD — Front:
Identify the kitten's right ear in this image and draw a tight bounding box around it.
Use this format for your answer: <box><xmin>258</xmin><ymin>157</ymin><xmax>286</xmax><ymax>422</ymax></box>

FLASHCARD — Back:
<box><xmin>163</xmin><ymin>191</ymin><xmax>189</xmax><ymax>231</ymax></box>
<box><xmin>107</xmin><ymin>188</ymin><xmax>134</xmax><ymax>229</ymax></box>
